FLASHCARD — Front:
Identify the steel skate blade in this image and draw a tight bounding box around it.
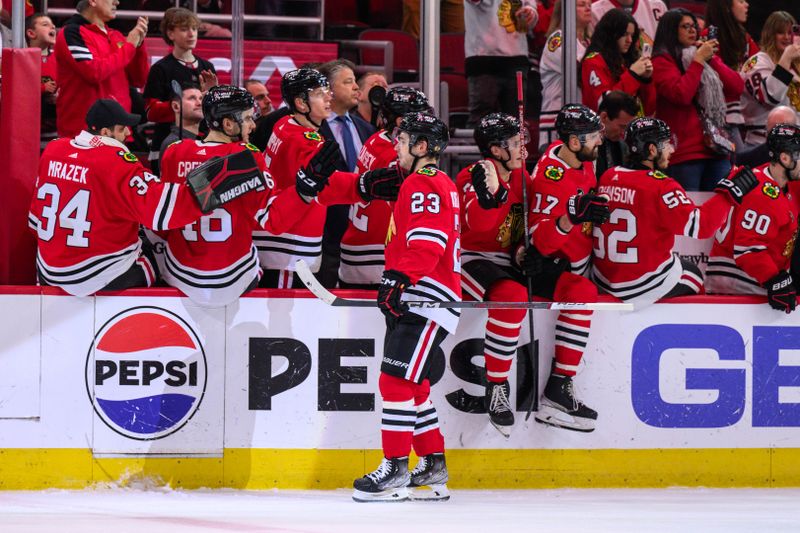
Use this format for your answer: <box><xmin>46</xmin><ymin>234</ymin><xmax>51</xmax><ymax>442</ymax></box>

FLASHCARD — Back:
<box><xmin>490</xmin><ymin>419</ymin><xmax>512</xmax><ymax>438</ymax></box>
<box><xmin>352</xmin><ymin>487</ymin><xmax>410</xmax><ymax>503</ymax></box>
<box><xmin>534</xmin><ymin>405</ymin><xmax>595</xmax><ymax>433</ymax></box>
<box><xmin>409</xmin><ymin>484</ymin><xmax>450</xmax><ymax>501</ymax></box>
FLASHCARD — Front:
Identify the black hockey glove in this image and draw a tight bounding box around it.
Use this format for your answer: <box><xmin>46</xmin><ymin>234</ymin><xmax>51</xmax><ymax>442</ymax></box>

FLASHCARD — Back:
<box><xmin>715</xmin><ymin>166</ymin><xmax>758</xmax><ymax>205</ymax></box>
<box><xmin>519</xmin><ymin>244</ymin><xmax>568</xmax><ymax>282</ymax></box>
<box><xmin>471</xmin><ymin>163</ymin><xmax>508</xmax><ymax>209</ymax></box>
<box><xmin>764</xmin><ymin>271</ymin><xmax>797</xmax><ymax>314</ymax></box>
<box><xmin>567</xmin><ymin>190</ymin><xmax>610</xmax><ymax>225</ymax></box>
<box><xmin>358</xmin><ymin>166</ymin><xmax>403</xmax><ymax>201</ymax></box>
<box><xmin>186</xmin><ymin>149</ymin><xmax>265</xmax><ymax>213</ymax></box>
<box><xmin>296</xmin><ymin>140</ymin><xmax>341</xmax><ymax>202</ymax></box>
<box><xmin>377</xmin><ymin>269</ymin><xmax>410</xmax><ymax>320</ymax></box>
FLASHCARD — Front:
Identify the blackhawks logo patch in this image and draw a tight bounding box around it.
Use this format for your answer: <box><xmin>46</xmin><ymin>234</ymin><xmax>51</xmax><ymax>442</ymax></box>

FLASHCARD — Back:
<box><xmin>649</xmin><ymin>170</ymin><xmax>668</xmax><ymax>180</ymax></box>
<box><xmin>742</xmin><ymin>56</ymin><xmax>758</xmax><ymax>73</ymax></box>
<box><xmin>547</xmin><ymin>33</ymin><xmax>562</xmax><ymax>52</ymax></box>
<box><xmin>417</xmin><ymin>167</ymin><xmax>437</xmax><ymax>176</ymax></box>
<box><xmin>244</xmin><ymin>142</ymin><xmax>261</xmax><ymax>152</ymax></box>
<box><xmin>496</xmin><ymin>203</ymin><xmax>524</xmax><ymax>249</ymax></box>
<box><xmin>784</xmin><ymin>232</ymin><xmax>797</xmax><ymax>257</ymax></box>
<box><xmin>762</xmin><ymin>183</ymin><xmax>780</xmax><ymax>199</ymax></box>
<box><xmin>544</xmin><ymin>165</ymin><xmax>564</xmax><ymax>181</ymax></box>
<box><xmin>584</xmin><ymin>52</ymin><xmax>599</xmax><ymax>60</ymax></box>
<box><xmin>303</xmin><ymin>131</ymin><xmax>323</xmax><ymax>142</ymax></box>
<box><xmin>118</xmin><ymin>150</ymin><xmax>138</xmax><ymax>163</ymax></box>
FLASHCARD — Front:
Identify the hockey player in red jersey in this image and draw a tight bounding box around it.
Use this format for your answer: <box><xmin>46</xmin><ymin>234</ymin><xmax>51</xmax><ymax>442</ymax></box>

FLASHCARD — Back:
<box><xmin>353</xmin><ymin>112</ymin><xmax>458</xmax><ymax>502</ymax></box>
<box><xmin>29</xmin><ymin>99</ymin><xmax>216</xmax><ymax>296</ymax></box>
<box><xmin>159</xmin><ymin>85</ymin><xmax>400</xmax><ymax>306</ymax></box>
<box><xmin>255</xmin><ymin>68</ymin><xmax>337</xmax><ymax>288</ymax></box>
<box><xmin>593</xmin><ymin>117</ymin><xmax>759</xmax><ymax>304</ymax></box>
<box><xmin>338</xmin><ymin>87</ymin><xmax>431</xmax><ymax>288</ymax></box>
<box><xmin>706</xmin><ymin>124</ymin><xmax>800</xmax><ymax>314</ymax></box>
<box><xmin>527</xmin><ymin>104</ymin><xmax>611</xmax><ymax>432</ymax></box>
<box><xmin>456</xmin><ymin>113</ymin><xmax>531</xmax><ymax>434</ymax></box>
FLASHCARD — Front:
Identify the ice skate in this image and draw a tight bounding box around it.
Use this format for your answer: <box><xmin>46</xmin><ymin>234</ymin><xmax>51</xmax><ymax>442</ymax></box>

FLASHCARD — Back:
<box><xmin>535</xmin><ymin>374</ymin><xmax>597</xmax><ymax>432</ymax></box>
<box><xmin>409</xmin><ymin>453</ymin><xmax>450</xmax><ymax>501</ymax></box>
<box><xmin>485</xmin><ymin>380</ymin><xmax>514</xmax><ymax>438</ymax></box>
<box><xmin>352</xmin><ymin>456</ymin><xmax>410</xmax><ymax>502</ymax></box>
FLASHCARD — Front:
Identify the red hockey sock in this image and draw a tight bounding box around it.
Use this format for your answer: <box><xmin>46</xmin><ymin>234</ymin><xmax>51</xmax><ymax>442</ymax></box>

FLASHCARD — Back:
<box><xmin>484</xmin><ymin>279</ymin><xmax>528</xmax><ymax>383</ymax></box>
<box><xmin>379</xmin><ymin>372</ymin><xmax>416</xmax><ymax>458</ymax></box>
<box><xmin>411</xmin><ymin>379</ymin><xmax>445</xmax><ymax>457</ymax></box>
<box><xmin>553</xmin><ymin>273</ymin><xmax>596</xmax><ymax>377</ymax></box>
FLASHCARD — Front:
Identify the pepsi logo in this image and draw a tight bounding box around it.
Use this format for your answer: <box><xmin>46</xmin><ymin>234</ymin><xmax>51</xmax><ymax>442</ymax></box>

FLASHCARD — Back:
<box><xmin>85</xmin><ymin>307</ymin><xmax>207</xmax><ymax>440</ymax></box>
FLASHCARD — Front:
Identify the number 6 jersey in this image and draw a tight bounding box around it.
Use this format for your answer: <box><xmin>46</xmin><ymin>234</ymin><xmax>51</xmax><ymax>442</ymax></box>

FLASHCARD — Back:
<box><xmin>385</xmin><ymin>166</ymin><xmax>462</xmax><ymax>334</ymax></box>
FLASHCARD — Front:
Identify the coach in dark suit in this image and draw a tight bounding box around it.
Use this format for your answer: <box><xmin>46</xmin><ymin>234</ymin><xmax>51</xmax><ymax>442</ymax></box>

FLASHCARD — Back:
<box><xmin>317</xmin><ymin>59</ymin><xmax>377</xmax><ymax>288</ymax></box>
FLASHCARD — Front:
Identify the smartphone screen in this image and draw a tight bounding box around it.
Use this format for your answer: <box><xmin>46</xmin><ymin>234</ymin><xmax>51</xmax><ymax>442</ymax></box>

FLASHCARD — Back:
<box><xmin>642</xmin><ymin>43</ymin><xmax>652</xmax><ymax>57</ymax></box>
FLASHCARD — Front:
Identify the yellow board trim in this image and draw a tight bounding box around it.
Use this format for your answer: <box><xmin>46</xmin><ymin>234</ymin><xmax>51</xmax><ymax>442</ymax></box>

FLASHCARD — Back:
<box><xmin>2</xmin><ymin>448</ymin><xmax>800</xmax><ymax>490</ymax></box>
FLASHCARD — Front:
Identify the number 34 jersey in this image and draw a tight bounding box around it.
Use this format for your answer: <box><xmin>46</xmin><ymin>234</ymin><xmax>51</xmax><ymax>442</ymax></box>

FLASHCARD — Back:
<box><xmin>592</xmin><ymin>165</ymin><xmax>732</xmax><ymax>302</ymax></box>
<box><xmin>706</xmin><ymin>164</ymin><xmax>799</xmax><ymax>295</ymax></box>
<box><xmin>385</xmin><ymin>166</ymin><xmax>462</xmax><ymax>334</ymax></box>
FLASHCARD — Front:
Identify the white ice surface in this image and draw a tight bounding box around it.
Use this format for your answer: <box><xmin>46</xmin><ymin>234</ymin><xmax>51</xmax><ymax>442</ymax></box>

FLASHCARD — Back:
<box><xmin>1</xmin><ymin>488</ymin><xmax>799</xmax><ymax>533</ymax></box>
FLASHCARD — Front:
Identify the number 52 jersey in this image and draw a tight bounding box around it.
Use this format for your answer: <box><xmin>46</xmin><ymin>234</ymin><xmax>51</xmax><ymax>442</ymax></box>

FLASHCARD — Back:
<box><xmin>385</xmin><ymin>166</ymin><xmax>462</xmax><ymax>334</ymax></box>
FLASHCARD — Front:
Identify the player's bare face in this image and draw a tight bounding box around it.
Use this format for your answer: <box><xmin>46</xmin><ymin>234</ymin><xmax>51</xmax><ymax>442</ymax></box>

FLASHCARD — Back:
<box><xmin>307</xmin><ymin>87</ymin><xmax>332</xmax><ymax>124</ymax></box>
<box><xmin>237</xmin><ymin>109</ymin><xmax>256</xmax><ymax>142</ymax></box>
<box><xmin>576</xmin><ymin>130</ymin><xmax>603</xmax><ymax>161</ymax></box>
<box><xmin>110</xmin><ymin>125</ymin><xmax>130</xmax><ymax>143</ymax></box>
<box><xmin>655</xmin><ymin>141</ymin><xmax>674</xmax><ymax>169</ymax></box>
<box><xmin>169</xmin><ymin>25</ymin><xmax>198</xmax><ymax>51</ymax></box>
<box><xmin>394</xmin><ymin>132</ymin><xmax>415</xmax><ymax>170</ymax></box>
<box><xmin>617</xmin><ymin>23</ymin><xmax>635</xmax><ymax>54</ymax></box>
<box><xmin>503</xmin><ymin>134</ymin><xmax>525</xmax><ymax>170</ymax></box>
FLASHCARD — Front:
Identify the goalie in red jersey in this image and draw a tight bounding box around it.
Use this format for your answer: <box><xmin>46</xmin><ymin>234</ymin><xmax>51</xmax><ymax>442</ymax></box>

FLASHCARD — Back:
<box><xmin>456</xmin><ymin>112</ymin><xmax>532</xmax><ymax>435</ymax></box>
<box><xmin>526</xmin><ymin>104</ymin><xmax>611</xmax><ymax>432</ymax></box>
<box><xmin>706</xmin><ymin>124</ymin><xmax>800</xmax><ymax>314</ymax></box>
<box><xmin>352</xmin><ymin>113</ymin><xmax>459</xmax><ymax>503</ymax></box>
<box><xmin>593</xmin><ymin>117</ymin><xmax>758</xmax><ymax>305</ymax></box>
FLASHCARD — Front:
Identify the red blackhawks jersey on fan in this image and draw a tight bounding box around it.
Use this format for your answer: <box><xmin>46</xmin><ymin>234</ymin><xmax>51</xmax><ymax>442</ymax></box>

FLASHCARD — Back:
<box><xmin>159</xmin><ymin>139</ymin><xmax>315</xmax><ymax>306</ymax></box>
<box><xmin>456</xmin><ymin>161</ymin><xmax>531</xmax><ymax>269</ymax></box>
<box><xmin>255</xmin><ymin>115</ymin><xmax>328</xmax><ymax>272</ymax></box>
<box><xmin>529</xmin><ymin>141</ymin><xmax>597</xmax><ymax>275</ymax></box>
<box><xmin>706</xmin><ymin>164</ymin><xmax>799</xmax><ymax>295</ymax></box>
<box><xmin>385</xmin><ymin>165</ymin><xmax>462</xmax><ymax>334</ymax></box>
<box><xmin>28</xmin><ymin>131</ymin><xmax>203</xmax><ymax>297</ymax></box>
<box><xmin>592</xmin><ymin>166</ymin><xmax>732</xmax><ymax>302</ymax></box>
<box><xmin>338</xmin><ymin>130</ymin><xmax>396</xmax><ymax>285</ymax></box>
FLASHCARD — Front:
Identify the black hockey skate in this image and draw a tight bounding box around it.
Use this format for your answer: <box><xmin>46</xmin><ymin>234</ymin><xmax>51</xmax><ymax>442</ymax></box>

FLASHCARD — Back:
<box><xmin>409</xmin><ymin>453</ymin><xmax>450</xmax><ymax>501</ymax></box>
<box><xmin>352</xmin><ymin>456</ymin><xmax>410</xmax><ymax>502</ymax></box>
<box><xmin>485</xmin><ymin>380</ymin><xmax>514</xmax><ymax>438</ymax></box>
<box><xmin>534</xmin><ymin>374</ymin><xmax>597</xmax><ymax>432</ymax></box>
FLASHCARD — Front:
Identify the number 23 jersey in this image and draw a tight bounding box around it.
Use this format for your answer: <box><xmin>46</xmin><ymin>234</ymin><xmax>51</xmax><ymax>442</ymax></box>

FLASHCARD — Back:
<box><xmin>385</xmin><ymin>166</ymin><xmax>462</xmax><ymax>334</ymax></box>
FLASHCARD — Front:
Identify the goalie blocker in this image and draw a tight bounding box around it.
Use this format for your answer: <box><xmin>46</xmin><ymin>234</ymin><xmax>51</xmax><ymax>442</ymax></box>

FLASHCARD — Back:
<box><xmin>186</xmin><ymin>149</ymin><xmax>267</xmax><ymax>213</ymax></box>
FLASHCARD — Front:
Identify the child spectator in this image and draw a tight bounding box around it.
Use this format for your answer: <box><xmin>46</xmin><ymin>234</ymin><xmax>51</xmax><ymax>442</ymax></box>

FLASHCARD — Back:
<box><xmin>652</xmin><ymin>8</ymin><xmax>744</xmax><ymax>191</ymax></box>
<box><xmin>581</xmin><ymin>8</ymin><xmax>655</xmax><ymax>115</ymax></box>
<box><xmin>25</xmin><ymin>13</ymin><xmax>58</xmax><ymax>144</ymax></box>
<box><xmin>143</xmin><ymin>7</ymin><xmax>217</xmax><ymax>172</ymax></box>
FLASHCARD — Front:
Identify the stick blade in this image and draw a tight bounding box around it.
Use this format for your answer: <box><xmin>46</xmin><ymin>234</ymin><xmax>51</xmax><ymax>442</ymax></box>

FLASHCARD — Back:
<box><xmin>294</xmin><ymin>259</ymin><xmax>337</xmax><ymax>305</ymax></box>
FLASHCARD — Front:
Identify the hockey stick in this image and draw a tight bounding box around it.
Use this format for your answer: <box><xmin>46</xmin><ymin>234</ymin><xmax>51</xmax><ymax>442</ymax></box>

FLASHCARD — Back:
<box><xmin>516</xmin><ymin>70</ymin><xmax>540</xmax><ymax>421</ymax></box>
<box><xmin>295</xmin><ymin>260</ymin><xmax>632</xmax><ymax>311</ymax></box>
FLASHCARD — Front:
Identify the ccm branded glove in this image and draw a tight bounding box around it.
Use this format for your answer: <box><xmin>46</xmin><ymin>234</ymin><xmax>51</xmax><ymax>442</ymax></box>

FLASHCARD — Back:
<box><xmin>377</xmin><ymin>269</ymin><xmax>411</xmax><ymax>320</ymax></box>
<box><xmin>715</xmin><ymin>166</ymin><xmax>759</xmax><ymax>205</ymax></box>
<box><xmin>296</xmin><ymin>140</ymin><xmax>341</xmax><ymax>201</ymax></box>
<box><xmin>358</xmin><ymin>166</ymin><xmax>403</xmax><ymax>201</ymax></box>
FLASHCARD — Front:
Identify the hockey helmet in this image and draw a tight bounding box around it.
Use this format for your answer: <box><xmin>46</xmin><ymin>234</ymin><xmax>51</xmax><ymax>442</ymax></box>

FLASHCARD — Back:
<box><xmin>398</xmin><ymin>112</ymin><xmax>450</xmax><ymax>156</ymax></box>
<box><xmin>767</xmin><ymin>123</ymin><xmax>800</xmax><ymax>161</ymax></box>
<box><xmin>381</xmin><ymin>87</ymin><xmax>431</xmax><ymax>127</ymax></box>
<box><xmin>474</xmin><ymin>113</ymin><xmax>522</xmax><ymax>158</ymax></box>
<box><xmin>555</xmin><ymin>103</ymin><xmax>602</xmax><ymax>143</ymax></box>
<box><xmin>281</xmin><ymin>68</ymin><xmax>330</xmax><ymax>113</ymax></box>
<box><xmin>202</xmin><ymin>85</ymin><xmax>255</xmax><ymax>130</ymax></box>
<box><xmin>624</xmin><ymin>117</ymin><xmax>671</xmax><ymax>158</ymax></box>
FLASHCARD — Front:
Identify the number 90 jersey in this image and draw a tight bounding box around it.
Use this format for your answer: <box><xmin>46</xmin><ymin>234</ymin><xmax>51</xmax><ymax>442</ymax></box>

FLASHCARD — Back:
<box><xmin>707</xmin><ymin>164</ymin><xmax>799</xmax><ymax>294</ymax></box>
<box><xmin>385</xmin><ymin>166</ymin><xmax>462</xmax><ymax>334</ymax></box>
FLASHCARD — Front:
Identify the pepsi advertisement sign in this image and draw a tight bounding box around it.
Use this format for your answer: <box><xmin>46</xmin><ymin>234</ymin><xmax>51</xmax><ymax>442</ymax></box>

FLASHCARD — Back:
<box><xmin>85</xmin><ymin>307</ymin><xmax>208</xmax><ymax>441</ymax></box>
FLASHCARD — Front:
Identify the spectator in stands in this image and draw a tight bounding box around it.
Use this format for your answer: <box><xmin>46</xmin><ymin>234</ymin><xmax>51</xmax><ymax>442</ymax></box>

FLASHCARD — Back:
<box><xmin>740</xmin><ymin>11</ymin><xmax>800</xmax><ymax>146</ymax></box>
<box><xmin>591</xmin><ymin>0</ymin><xmax>666</xmax><ymax>44</ymax></box>
<box><xmin>652</xmin><ymin>8</ymin><xmax>744</xmax><ymax>191</ymax></box>
<box><xmin>354</xmin><ymin>71</ymin><xmax>388</xmax><ymax>127</ymax></box>
<box><xmin>158</xmin><ymin>82</ymin><xmax>203</xmax><ymax>160</ymax></box>
<box><xmin>55</xmin><ymin>1</ymin><xmax>149</xmax><ymax>139</ymax></box>
<box><xmin>403</xmin><ymin>0</ymin><xmax>464</xmax><ymax>40</ymax></box>
<box><xmin>143</xmin><ymin>7</ymin><xmax>216</xmax><ymax>172</ymax></box>
<box><xmin>746</xmin><ymin>0</ymin><xmax>800</xmax><ymax>47</ymax></box>
<box><xmin>538</xmin><ymin>0</ymin><xmax>593</xmax><ymax>149</ymax></box>
<box><xmin>704</xmin><ymin>0</ymin><xmax>759</xmax><ymax>147</ymax></box>
<box><xmin>464</xmin><ymin>0</ymin><xmax>537</xmax><ymax>128</ymax></box>
<box><xmin>582</xmin><ymin>9</ymin><xmax>655</xmax><ymax>115</ymax></box>
<box><xmin>25</xmin><ymin>13</ymin><xmax>59</xmax><ymax>144</ymax></box>
<box><xmin>595</xmin><ymin>90</ymin><xmax>639</xmax><ymax>176</ymax></box>
<box><xmin>245</xmin><ymin>79</ymin><xmax>273</xmax><ymax>118</ymax></box>
<box><xmin>736</xmin><ymin>105</ymin><xmax>798</xmax><ymax>167</ymax></box>
<box><xmin>318</xmin><ymin>59</ymin><xmax>376</xmax><ymax>288</ymax></box>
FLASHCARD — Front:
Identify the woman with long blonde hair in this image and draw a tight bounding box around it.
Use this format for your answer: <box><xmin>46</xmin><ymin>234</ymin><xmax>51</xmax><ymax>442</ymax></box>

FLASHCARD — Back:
<box><xmin>740</xmin><ymin>11</ymin><xmax>800</xmax><ymax>145</ymax></box>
